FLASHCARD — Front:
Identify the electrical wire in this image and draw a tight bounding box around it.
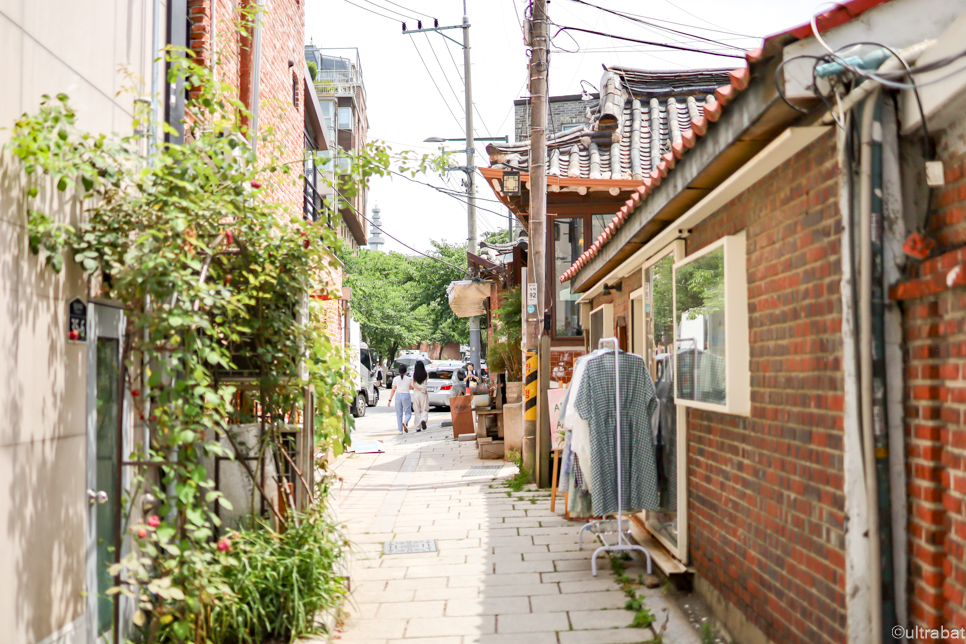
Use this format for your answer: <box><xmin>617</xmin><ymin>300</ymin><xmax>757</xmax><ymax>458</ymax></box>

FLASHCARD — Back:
<box><xmin>357</xmin><ymin>0</ymin><xmax>412</xmax><ymax>21</ymax></box>
<box><xmin>550</xmin><ymin>25</ymin><xmax>747</xmax><ymax>59</ymax></box>
<box><xmin>389</xmin><ymin>170</ymin><xmax>514</xmax><ymax>219</ymax></box>
<box><xmin>332</xmin><ymin>185</ymin><xmax>467</xmax><ymax>270</ymax></box>
<box><xmin>654</xmin><ymin>0</ymin><xmax>753</xmax><ymax>37</ymax></box>
<box><xmin>340</xmin><ymin>0</ymin><xmax>399</xmax><ymax>22</ymax></box>
<box><xmin>408</xmin><ymin>37</ymin><xmax>464</xmax><ymax>131</ymax></box>
<box><xmin>380</xmin><ymin>0</ymin><xmax>435</xmax><ymax>20</ymax></box>
<box><xmin>423</xmin><ymin>34</ymin><xmax>465</xmax><ymax>112</ymax></box>
<box><xmin>560</xmin><ymin>0</ymin><xmax>749</xmax><ymax>52</ymax></box>
<box><xmin>441</xmin><ymin>38</ymin><xmax>497</xmax><ymax>139</ymax></box>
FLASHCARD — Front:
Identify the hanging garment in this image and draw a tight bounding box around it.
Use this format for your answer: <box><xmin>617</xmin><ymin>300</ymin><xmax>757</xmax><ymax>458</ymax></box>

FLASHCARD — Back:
<box><xmin>560</xmin><ymin>350</ymin><xmax>604</xmax><ymax>489</ymax></box>
<box><xmin>575</xmin><ymin>350</ymin><xmax>659</xmax><ymax>516</ymax></box>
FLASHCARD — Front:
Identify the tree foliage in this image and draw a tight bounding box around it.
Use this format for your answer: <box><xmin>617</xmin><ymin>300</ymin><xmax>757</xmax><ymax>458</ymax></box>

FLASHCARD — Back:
<box><xmin>343</xmin><ymin>240</ymin><xmax>468</xmax><ymax>362</ymax></box>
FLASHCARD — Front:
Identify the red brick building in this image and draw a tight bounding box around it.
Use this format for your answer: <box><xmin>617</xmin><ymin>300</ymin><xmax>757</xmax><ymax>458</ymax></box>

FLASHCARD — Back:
<box><xmin>485</xmin><ymin>0</ymin><xmax>966</xmax><ymax>642</ymax></box>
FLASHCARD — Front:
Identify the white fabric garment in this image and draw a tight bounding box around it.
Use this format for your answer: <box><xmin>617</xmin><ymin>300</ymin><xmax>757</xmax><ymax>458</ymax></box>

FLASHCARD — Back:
<box><xmin>392</xmin><ymin>375</ymin><xmax>412</xmax><ymax>394</ymax></box>
<box><xmin>565</xmin><ymin>350</ymin><xmax>606</xmax><ymax>496</ymax></box>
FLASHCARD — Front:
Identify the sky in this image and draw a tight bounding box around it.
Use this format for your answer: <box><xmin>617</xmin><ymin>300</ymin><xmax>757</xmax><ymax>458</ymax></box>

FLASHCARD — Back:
<box><xmin>305</xmin><ymin>0</ymin><xmax>827</xmax><ymax>255</ymax></box>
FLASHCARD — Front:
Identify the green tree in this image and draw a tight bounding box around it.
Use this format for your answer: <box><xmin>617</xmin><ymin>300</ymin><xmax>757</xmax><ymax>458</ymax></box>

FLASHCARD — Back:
<box><xmin>411</xmin><ymin>240</ymin><xmax>469</xmax><ymax>353</ymax></box>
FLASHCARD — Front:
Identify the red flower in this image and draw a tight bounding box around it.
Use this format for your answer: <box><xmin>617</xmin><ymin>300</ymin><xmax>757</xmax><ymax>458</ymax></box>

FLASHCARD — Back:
<box><xmin>217</xmin><ymin>537</ymin><xmax>232</xmax><ymax>552</ymax></box>
<box><xmin>304</xmin><ymin>239</ymin><xmax>310</xmax><ymax>249</ymax></box>
<box><xmin>251</xmin><ymin>181</ymin><xmax>262</xmax><ymax>189</ymax></box>
<box><xmin>148</xmin><ymin>515</ymin><xmax>161</xmax><ymax>528</ymax></box>
<box><xmin>226</xmin><ymin>231</ymin><xmax>234</xmax><ymax>244</ymax></box>
<box><xmin>130</xmin><ymin>389</ymin><xmax>139</xmax><ymax>397</ymax></box>
<box><xmin>68</xmin><ymin>330</ymin><xmax>79</xmax><ymax>341</ymax></box>
<box><xmin>137</xmin><ymin>528</ymin><xmax>147</xmax><ymax>539</ymax></box>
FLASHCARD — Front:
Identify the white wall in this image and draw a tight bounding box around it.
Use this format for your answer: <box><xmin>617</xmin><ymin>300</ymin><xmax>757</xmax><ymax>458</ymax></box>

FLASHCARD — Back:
<box><xmin>0</xmin><ymin>1</ymin><xmax>156</xmax><ymax>642</ymax></box>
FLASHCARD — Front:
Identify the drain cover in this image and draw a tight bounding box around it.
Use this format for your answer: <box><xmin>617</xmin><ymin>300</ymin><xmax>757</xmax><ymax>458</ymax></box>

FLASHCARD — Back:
<box><xmin>384</xmin><ymin>539</ymin><xmax>437</xmax><ymax>555</ymax></box>
<box><xmin>463</xmin><ymin>465</ymin><xmax>502</xmax><ymax>477</ymax></box>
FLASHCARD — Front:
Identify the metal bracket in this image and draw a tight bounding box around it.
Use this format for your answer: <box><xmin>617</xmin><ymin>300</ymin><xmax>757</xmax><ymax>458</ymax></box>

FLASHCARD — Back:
<box><xmin>403</xmin><ymin>25</ymin><xmax>465</xmax><ymax>48</ymax></box>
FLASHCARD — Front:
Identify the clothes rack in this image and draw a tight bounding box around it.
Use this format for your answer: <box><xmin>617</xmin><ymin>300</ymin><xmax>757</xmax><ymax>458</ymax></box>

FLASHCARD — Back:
<box><xmin>577</xmin><ymin>337</ymin><xmax>653</xmax><ymax>577</ymax></box>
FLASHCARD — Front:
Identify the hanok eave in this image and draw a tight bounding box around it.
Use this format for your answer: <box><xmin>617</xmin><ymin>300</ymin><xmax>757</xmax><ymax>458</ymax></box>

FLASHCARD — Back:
<box><xmin>481</xmin><ymin>65</ymin><xmax>748</xmax><ymax>356</ymax></box>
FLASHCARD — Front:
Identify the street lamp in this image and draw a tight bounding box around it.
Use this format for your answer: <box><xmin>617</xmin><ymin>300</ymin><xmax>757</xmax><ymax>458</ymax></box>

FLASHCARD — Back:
<box><xmin>425</xmin><ymin>134</ymin><xmax>508</xmax><ymax>377</ymax></box>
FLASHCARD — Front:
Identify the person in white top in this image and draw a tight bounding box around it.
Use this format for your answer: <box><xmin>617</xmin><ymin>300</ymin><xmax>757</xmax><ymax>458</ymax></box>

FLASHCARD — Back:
<box><xmin>388</xmin><ymin>364</ymin><xmax>413</xmax><ymax>433</ymax></box>
<box><xmin>410</xmin><ymin>362</ymin><xmax>430</xmax><ymax>432</ymax></box>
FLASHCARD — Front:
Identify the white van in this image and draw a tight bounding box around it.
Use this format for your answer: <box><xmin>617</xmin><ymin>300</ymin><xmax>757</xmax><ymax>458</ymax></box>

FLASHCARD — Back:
<box><xmin>349</xmin><ymin>320</ymin><xmax>379</xmax><ymax>417</ymax></box>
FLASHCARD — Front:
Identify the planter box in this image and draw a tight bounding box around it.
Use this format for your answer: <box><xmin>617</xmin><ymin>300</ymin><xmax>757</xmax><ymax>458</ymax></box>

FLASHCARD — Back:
<box><xmin>502</xmin><ymin>401</ymin><xmax>523</xmax><ymax>454</ymax></box>
<box><xmin>505</xmin><ymin>381</ymin><xmax>523</xmax><ymax>404</ymax></box>
<box><xmin>478</xmin><ymin>437</ymin><xmax>505</xmax><ymax>460</ymax></box>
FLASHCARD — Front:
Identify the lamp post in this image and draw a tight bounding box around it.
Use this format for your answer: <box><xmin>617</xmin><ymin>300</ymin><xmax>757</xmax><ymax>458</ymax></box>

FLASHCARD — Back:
<box><xmin>424</xmin><ymin>134</ymin><xmax>508</xmax><ymax>376</ymax></box>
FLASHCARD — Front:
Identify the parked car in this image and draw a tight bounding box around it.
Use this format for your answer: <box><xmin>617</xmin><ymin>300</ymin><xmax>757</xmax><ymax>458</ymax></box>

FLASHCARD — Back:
<box><xmin>425</xmin><ymin>363</ymin><xmax>468</xmax><ymax>409</ymax></box>
<box><xmin>391</xmin><ymin>354</ymin><xmax>432</xmax><ymax>381</ymax></box>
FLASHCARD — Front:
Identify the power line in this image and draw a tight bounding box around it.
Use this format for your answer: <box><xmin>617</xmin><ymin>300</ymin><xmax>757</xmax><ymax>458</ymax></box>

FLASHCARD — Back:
<box><xmin>424</xmin><ymin>34</ymin><xmax>465</xmax><ymax>112</ymax></box>
<box><xmin>561</xmin><ymin>0</ymin><xmax>748</xmax><ymax>52</ymax></box>
<box><xmin>380</xmin><ymin>0</ymin><xmax>435</xmax><ymax>20</ymax></box>
<box><xmin>551</xmin><ymin>25</ymin><xmax>747</xmax><ymax>59</ymax></box>
<box><xmin>358</xmin><ymin>0</ymin><xmax>413</xmax><ymax>21</ymax></box>
<box><xmin>439</xmin><ymin>38</ymin><xmax>496</xmax><ymax>140</ymax></box>
<box><xmin>389</xmin><ymin>170</ymin><xmax>512</xmax><ymax>219</ymax></box>
<box><xmin>340</xmin><ymin>0</ymin><xmax>399</xmax><ymax>22</ymax></box>
<box><xmin>655</xmin><ymin>0</ymin><xmax>746</xmax><ymax>37</ymax></box>
<box><xmin>332</xmin><ymin>186</ymin><xmax>466</xmax><ymax>270</ymax></box>
<box><xmin>408</xmin><ymin>37</ymin><xmax>464</xmax><ymax>131</ymax></box>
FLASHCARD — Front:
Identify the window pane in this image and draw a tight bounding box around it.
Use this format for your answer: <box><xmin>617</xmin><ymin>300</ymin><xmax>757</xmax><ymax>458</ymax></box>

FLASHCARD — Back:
<box><xmin>674</xmin><ymin>246</ymin><xmax>726</xmax><ymax>404</ymax></box>
<box><xmin>554</xmin><ymin>218</ymin><xmax>584</xmax><ymax>336</ymax></box>
<box><xmin>338</xmin><ymin>106</ymin><xmax>351</xmax><ymax>129</ymax></box>
<box><xmin>591</xmin><ymin>214</ymin><xmax>610</xmax><ymax>241</ymax></box>
<box><xmin>591</xmin><ymin>309</ymin><xmax>603</xmax><ymax>349</ymax></box>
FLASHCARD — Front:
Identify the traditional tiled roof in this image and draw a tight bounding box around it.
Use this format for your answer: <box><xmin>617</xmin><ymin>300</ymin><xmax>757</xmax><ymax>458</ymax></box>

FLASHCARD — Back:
<box><xmin>488</xmin><ymin>67</ymin><xmax>743</xmax><ymax>183</ymax></box>
<box><xmin>557</xmin><ymin>0</ymin><xmax>897</xmax><ymax>284</ymax></box>
<box><xmin>550</xmin><ymin>66</ymin><xmax>750</xmax><ymax>282</ymax></box>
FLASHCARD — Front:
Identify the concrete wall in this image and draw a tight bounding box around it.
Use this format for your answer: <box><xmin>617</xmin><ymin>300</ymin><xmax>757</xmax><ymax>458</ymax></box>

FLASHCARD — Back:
<box><xmin>0</xmin><ymin>2</ymin><xmax>156</xmax><ymax>643</ymax></box>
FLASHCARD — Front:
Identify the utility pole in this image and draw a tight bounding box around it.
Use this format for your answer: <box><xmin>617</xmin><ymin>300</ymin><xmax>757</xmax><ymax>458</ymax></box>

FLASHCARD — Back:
<box><xmin>405</xmin><ymin>5</ymin><xmax>483</xmax><ymax>376</ymax></box>
<box><xmin>524</xmin><ymin>0</ymin><xmax>549</xmax><ymax>485</ymax></box>
<box><xmin>461</xmin><ymin>1</ymin><xmax>482</xmax><ymax>378</ymax></box>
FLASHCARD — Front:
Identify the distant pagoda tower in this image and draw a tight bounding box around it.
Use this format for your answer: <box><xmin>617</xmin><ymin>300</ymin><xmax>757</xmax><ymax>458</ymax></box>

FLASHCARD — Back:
<box><xmin>368</xmin><ymin>204</ymin><xmax>386</xmax><ymax>251</ymax></box>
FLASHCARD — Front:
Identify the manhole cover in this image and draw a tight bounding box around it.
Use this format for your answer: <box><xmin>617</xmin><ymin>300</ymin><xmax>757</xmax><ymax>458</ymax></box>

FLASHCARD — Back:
<box><xmin>463</xmin><ymin>466</ymin><xmax>502</xmax><ymax>477</ymax></box>
<box><xmin>384</xmin><ymin>539</ymin><xmax>437</xmax><ymax>555</ymax></box>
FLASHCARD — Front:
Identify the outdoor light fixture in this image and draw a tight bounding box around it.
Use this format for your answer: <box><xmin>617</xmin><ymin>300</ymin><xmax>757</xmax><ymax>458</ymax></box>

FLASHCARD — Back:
<box><xmin>503</xmin><ymin>171</ymin><xmax>521</xmax><ymax>196</ymax></box>
<box><xmin>602</xmin><ymin>282</ymin><xmax>622</xmax><ymax>295</ymax></box>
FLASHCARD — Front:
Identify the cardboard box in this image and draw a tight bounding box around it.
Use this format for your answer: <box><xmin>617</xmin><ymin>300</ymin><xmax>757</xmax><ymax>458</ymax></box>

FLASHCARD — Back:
<box><xmin>449</xmin><ymin>395</ymin><xmax>475</xmax><ymax>438</ymax></box>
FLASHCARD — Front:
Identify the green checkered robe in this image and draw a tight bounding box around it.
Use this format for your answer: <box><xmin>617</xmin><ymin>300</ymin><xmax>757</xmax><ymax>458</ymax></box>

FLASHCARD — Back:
<box><xmin>575</xmin><ymin>350</ymin><xmax>659</xmax><ymax>516</ymax></box>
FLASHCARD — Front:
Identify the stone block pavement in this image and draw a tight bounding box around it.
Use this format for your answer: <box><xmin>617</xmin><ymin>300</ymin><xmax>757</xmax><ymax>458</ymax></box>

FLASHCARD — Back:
<box><xmin>319</xmin><ymin>412</ymin><xmax>703</xmax><ymax>644</ymax></box>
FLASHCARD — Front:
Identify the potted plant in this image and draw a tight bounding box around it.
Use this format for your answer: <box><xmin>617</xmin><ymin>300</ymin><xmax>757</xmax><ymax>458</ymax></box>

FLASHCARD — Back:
<box><xmin>487</xmin><ymin>287</ymin><xmax>523</xmax><ymax>403</ymax></box>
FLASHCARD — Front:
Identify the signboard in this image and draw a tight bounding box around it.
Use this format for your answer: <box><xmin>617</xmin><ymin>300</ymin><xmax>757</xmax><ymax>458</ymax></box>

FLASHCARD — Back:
<box><xmin>527</xmin><ymin>283</ymin><xmax>537</xmax><ymax>305</ymax></box>
<box><xmin>449</xmin><ymin>394</ymin><xmax>475</xmax><ymax>438</ymax></box>
<box><xmin>547</xmin><ymin>388</ymin><xmax>568</xmax><ymax>449</ymax></box>
<box><xmin>67</xmin><ymin>297</ymin><xmax>87</xmax><ymax>343</ymax></box>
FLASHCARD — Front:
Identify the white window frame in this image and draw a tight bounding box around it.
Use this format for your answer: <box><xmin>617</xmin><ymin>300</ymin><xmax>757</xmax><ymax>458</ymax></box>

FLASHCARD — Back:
<box><xmin>629</xmin><ymin>286</ymin><xmax>644</xmax><ymax>357</ymax></box>
<box><xmin>672</xmin><ymin>231</ymin><xmax>750</xmax><ymax>417</ymax></box>
<box><xmin>639</xmin><ymin>241</ymin><xmax>689</xmax><ymax>562</ymax></box>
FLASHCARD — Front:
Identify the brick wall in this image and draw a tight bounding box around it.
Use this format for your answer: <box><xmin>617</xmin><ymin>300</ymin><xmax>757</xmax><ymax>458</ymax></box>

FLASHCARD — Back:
<box><xmin>683</xmin><ymin>130</ymin><xmax>846</xmax><ymax>644</ymax></box>
<box><xmin>895</xmin><ymin>140</ymin><xmax>966</xmax><ymax>636</ymax></box>
<box><xmin>189</xmin><ymin>0</ymin><xmax>304</xmax><ymax>220</ymax></box>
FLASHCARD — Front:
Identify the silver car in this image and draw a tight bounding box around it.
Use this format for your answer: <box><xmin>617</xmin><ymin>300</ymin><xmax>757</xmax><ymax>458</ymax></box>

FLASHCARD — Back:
<box><xmin>425</xmin><ymin>363</ymin><xmax>468</xmax><ymax>409</ymax></box>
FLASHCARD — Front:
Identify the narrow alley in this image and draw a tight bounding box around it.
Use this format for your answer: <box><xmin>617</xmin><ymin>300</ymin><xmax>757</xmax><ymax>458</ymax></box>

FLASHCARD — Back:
<box><xmin>324</xmin><ymin>406</ymin><xmax>703</xmax><ymax>644</ymax></box>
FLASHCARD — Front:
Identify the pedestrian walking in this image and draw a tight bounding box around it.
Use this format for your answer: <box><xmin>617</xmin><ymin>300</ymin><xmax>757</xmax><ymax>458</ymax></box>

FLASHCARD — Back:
<box><xmin>388</xmin><ymin>364</ymin><xmax>413</xmax><ymax>433</ymax></box>
<box><xmin>411</xmin><ymin>361</ymin><xmax>429</xmax><ymax>432</ymax></box>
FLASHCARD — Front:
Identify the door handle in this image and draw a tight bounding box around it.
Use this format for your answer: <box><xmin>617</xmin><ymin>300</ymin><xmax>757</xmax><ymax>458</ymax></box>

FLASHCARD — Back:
<box><xmin>87</xmin><ymin>489</ymin><xmax>109</xmax><ymax>506</ymax></box>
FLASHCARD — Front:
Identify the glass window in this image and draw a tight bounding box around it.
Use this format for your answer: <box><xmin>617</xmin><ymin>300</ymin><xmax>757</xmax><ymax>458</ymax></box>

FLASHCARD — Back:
<box><xmin>674</xmin><ymin>246</ymin><xmax>726</xmax><ymax>404</ymax></box>
<box><xmin>590</xmin><ymin>308</ymin><xmax>604</xmax><ymax>349</ymax></box>
<box><xmin>553</xmin><ymin>218</ymin><xmax>584</xmax><ymax>337</ymax></box>
<box><xmin>338</xmin><ymin>106</ymin><xmax>352</xmax><ymax>130</ymax></box>
<box><xmin>360</xmin><ymin>349</ymin><xmax>371</xmax><ymax>371</ymax></box>
<box><xmin>591</xmin><ymin>214</ymin><xmax>610</xmax><ymax>241</ymax></box>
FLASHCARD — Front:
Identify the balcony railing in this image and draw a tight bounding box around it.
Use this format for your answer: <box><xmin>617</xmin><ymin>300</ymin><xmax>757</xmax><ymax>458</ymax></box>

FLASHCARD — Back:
<box><xmin>314</xmin><ymin>69</ymin><xmax>363</xmax><ymax>98</ymax></box>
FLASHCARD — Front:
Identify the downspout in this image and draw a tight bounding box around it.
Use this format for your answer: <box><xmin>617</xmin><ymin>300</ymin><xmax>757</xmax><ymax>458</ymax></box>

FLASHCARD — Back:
<box><xmin>860</xmin><ymin>90</ymin><xmax>898</xmax><ymax>641</ymax></box>
<box><xmin>249</xmin><ymin>0</ymin><xmax>264</xmax><ymax>154</ymax></box>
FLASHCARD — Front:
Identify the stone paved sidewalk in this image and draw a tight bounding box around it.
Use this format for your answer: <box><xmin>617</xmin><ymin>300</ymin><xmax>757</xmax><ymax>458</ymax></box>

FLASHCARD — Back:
<box><xmin>325</xmin><ymin>414</ymin><xmax>701</xmax><ymax>644</ymax></box>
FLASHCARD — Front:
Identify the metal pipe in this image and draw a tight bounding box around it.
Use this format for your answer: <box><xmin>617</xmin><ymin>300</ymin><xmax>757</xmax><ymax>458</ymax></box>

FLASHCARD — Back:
<box><xmin>462</xmin><ymin>3</ymin><xmax>482</xmax><ymax>376</ymax></box>
<box><xmin>249</xmin><ymin>0</ymin><xmax>265</xmax><ymax>154</ymax></box>
<box><xmin>859</xmin><ymin>90</ymin><xmax>883</xmax><ymax>644</ymax></box>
